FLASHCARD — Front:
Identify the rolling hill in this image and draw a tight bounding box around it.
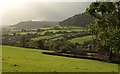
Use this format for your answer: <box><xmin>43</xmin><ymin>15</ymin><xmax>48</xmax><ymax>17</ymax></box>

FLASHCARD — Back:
<box><xmin>59</xmin><ymin>13</ymin><xmax>93</xmax><ymax>27</ymax></box>
<box><xmin>10</xmin><ymin>21</ymin><xmax>58</xmax><ymax>30</ymax></box>
<box><xmin>8</xmin><ymin>13</ymin><xmax>93</xmax><ymax>31</ymax></box>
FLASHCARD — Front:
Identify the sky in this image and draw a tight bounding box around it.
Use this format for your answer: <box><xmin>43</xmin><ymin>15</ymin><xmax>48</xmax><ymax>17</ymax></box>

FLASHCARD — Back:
<box><xmin>0</xmin><ymin>1</ymin><xmax>91</xmax><ymax>26</ymax></box>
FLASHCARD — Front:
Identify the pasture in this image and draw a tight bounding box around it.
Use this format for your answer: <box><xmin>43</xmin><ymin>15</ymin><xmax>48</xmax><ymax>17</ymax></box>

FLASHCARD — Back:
<box><xmin>16</xmin><ymin>32</ymin><xmax>37</xmax><ymax>35</ymax></box>
<box><xmin>69</xmin><ymin>35</ymin><xmax>93</xmax><ymax>44</ymax></box>
<box><xmin>31</xmin><ymin>34</ymin><xmax>63</xmax><ymax>41</ymax></box>
<box><xmin>2</xmin><ymin>46</ymin><xmax>118</xmax><ymax>72</ymax></box>
<box><xmin>48</xmin><ymin>30</ymin><xmax>71</xmax><ymax>33</ymax></box>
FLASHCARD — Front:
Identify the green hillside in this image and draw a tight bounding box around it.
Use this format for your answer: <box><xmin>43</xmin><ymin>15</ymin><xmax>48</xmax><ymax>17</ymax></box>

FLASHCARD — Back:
<box><xmin>59</xmin><ymin>13</ymin><xmax>93</xmax><ymax>27</ymax></box>
<box><xmin>2</xmin><ymin>46</ymin><xmax>118</xmax><ymax>72</ymax></box>
<box><xmin>10</xmin><ymin>21</ymin><xmax>58</xmax><ymax>30</ymax></box>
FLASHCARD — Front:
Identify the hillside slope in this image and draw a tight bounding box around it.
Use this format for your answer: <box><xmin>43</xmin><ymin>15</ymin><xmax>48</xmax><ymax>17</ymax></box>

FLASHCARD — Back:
<box><xmin>10</xmin><ymin>21</ymin><xmax>58</xmax><ymax>30</ymax></box>
<box><xmin>59</xmin><ymin>13</ymin><xmax>93</xmax><ymax>27</ymax></box>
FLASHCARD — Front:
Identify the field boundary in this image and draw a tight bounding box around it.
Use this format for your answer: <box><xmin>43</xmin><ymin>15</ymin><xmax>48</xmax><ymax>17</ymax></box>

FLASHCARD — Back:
<box><xmin>42</xmin><ymin>52</ymin><xmax>104</xmax><ymax>62</ymax></box>
<box><xmin>42</xmin><ymin>52</ymin><xmax>120</xmax><ymax>64</ymax></box>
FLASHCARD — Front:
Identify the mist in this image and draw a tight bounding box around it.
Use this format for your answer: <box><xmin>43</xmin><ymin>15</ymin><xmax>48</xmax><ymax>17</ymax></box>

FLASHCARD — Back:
<box><xmin>2</xmin><ymin>2</ymin><xmax>91</xmax><ymax>26</ymax></box>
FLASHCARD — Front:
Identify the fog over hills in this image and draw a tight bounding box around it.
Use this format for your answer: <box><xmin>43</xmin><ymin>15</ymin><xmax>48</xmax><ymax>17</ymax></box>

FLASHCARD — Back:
<box><xmin>2</xmin><ymin>2</ymin><xmax>91</xmax><ymax>26</ymax></box>
<box><xmin>10</xmin><ymin>21</ymin><xmax>58</xmax><ymax>30</ymax></box>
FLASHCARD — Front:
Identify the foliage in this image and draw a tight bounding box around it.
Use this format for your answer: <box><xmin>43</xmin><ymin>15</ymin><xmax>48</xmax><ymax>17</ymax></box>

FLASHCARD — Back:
<box><xmin>86</xmin><ymin>2</ymin><xmax>120</xmax><ymax>61</ymax></box>
<box><xmin>37</xmin><ymin>39</ymin><xmax>47</xmax><ymax>49</ymax></box>
<box><xmin>20</xmin><ymin>36</ymin><xmax>30</xmax><ymax>47</ymax></box>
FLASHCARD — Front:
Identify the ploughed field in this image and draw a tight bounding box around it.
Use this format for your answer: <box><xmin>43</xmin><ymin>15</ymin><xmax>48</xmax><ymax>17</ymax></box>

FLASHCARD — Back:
<box><xmin>2</xmin><ymin>46</ymin><xmax>118</xmax><ymax>72</ymax></box>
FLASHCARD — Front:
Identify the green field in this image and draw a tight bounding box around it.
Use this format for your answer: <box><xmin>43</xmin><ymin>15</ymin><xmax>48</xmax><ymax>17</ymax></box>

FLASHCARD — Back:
<box><xmin>48</xmin><ymin>30</ymin><xmax>71</xmax><ymax>33</ymax></box>
<box><xmin>16</xmin><ymin>32</ymin><xmax>37</xmax><ymax>35</ymax></box>
<box><xmin>2</xmin><ymin>46</ymin><xmax>118</xmax><ymax>72</ymax></box>
<box><xmin>69</xmin><ymin>36</ymin><xmax>93</xmax><ymax>44</ymax></box>
<box><xmin>31</xmin><ymin>34</ymin><xmax>63</xmax><ymax>41</ymax></box>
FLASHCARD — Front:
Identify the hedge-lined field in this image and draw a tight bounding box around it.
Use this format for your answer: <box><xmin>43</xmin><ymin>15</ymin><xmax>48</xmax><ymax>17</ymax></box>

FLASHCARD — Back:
<box><xmin>2</xmin><ymin>46</ymin><xmax>118</xmax><ymax>72</ymax></box>
<box><xmin>68</xmin><ymin>35</ymin><xmax>93</xmax><ymax>44</ymax></box>
<box><xmin>31</xmin><ymin>34</ymin><xmax>63</xmax><ymax>41</ymax></box>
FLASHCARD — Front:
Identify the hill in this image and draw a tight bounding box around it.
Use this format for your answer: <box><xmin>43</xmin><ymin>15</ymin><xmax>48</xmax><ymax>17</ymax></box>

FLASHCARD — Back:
<box><xmin>10</xmin><ymin>21</ymin><xmax>58</xmax><ymax>30</ymax></box>
<box><xmin>59</xmin><ymin>13</ymin><xmax>93</xmax><ymax>27</ymax></box>
<box><xmin>2</xmin><ymin>46</ymin><xmax>118</xmax><ymax>72</ymax></box>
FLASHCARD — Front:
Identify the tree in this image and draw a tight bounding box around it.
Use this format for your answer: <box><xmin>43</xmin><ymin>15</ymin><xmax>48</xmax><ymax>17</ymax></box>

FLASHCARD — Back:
<box><xmin>37</xmin><ymin>29</ymin><xmax>41</xmax><ymax>32</ymax></box>
<box><xmin>20</xmin><ymin>36</ymin><xmax>30</xmax><ymax>47</ymax></box>
<box><xmin>37</xmin><ymin>39</ymin><xmax>47</xmax><ymax>49</ymax></box>
<box><xmin>86</xmin><ymin>2</ymin><xmax>120</xmax><ymax>62</ymax></box>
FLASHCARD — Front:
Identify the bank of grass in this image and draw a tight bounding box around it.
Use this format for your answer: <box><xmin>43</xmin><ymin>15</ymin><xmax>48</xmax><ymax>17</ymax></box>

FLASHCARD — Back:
<box><xmin>69</xmin><ymin>35</ymin><xmax>93</xmax><ymax>44</ymax></box>
<box><xmin>2</xmin><ymin>46</ymin><xmax>118</xmax><ymax>72</ymax></box>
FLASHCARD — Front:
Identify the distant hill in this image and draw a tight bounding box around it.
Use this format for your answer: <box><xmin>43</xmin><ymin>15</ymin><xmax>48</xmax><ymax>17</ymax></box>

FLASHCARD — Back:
<box><xmin>10</xmin><ymin>21</ymin><xmax>58</xmax><ymax>30</ymax></box>
<box><xmin>59</xmin><ymin>13</ymin><xmax>93</xmax><ymax>27</ymax></box>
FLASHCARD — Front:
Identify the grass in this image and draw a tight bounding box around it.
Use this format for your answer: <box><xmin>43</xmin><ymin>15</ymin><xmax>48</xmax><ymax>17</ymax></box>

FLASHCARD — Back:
<box><xmin>70</xmin><ymin>29</ymin><xmax>87</xmax><ymax>32</ymax></box>
<box><xmin>48</xmin><ymin>30</ymin><xmax>71</xmax><ymax>33</ymax></box>
<box><xmin>118</xmin><ymin>64</ymin><xmax>120</xmax><ymax>74</ymax></box>
<box><xmin>62</xmin><ymin>26</ymin><xmax>83</xmax><ymax>29</ymax></box>
<box><xmin>69</xmin><ymin>35</ymin><xmax>93</xmax><ymax>44</ymax></box>
<box><xmin>39</xmin><ymin>31</ymin><xmax>47</xmax><ymax>35</ymax></box>
<box><xmin>40</xmin><ymin>27</ymin><xmax>52</xmax><ymax>30</ymax></box>
<box><xmin>2</xmin><ymin>46</ymin><xmax>118</xmax><ymax>72</ymax></box>
<box><xmin>51</xmin><ymin>37</ymin><xmax>64</xmax><ymax>40</ymax></box>
<box><xmin>0</xmin><ymin>46</ymin><xmax>1</xmax><ymax>73</ymax></box>
<box><xmin>16</xmin><ymin>32</ymin><xmax>37</xmax><ymax>35</ymax></box>
<box><xmin>31</xmin><ymin>34</ymin><xmax>63</xmax><ymax>41</ymax></box>
<box><xmin>31</xmin><ymin>27</ymin><xmax>53</xmax><ymax>30</ymax></box>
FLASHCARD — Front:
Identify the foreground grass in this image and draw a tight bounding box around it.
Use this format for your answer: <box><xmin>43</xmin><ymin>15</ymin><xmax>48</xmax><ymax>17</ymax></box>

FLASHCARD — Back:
<box><xmin>2</xmin><ymin>46</ymin><xmax>118</xmax><ymax>72</ymax></box>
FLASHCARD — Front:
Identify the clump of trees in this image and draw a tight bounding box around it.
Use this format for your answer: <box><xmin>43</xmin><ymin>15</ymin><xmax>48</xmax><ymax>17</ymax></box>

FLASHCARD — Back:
<box><xmin>86</xmin><ymin>2</ymin><xmax>120</xmax><ymax>62</ymax></box>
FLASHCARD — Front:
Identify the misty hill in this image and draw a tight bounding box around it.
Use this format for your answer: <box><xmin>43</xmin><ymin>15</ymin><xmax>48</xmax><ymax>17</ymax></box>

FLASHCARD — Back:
<box><xmin>10</xmin><ymin>21</ymin><xmax>58</xmax><ymax>30</ymax></box>
<box><xmin>59</xmin><ymin>13</ymin><xmax>93</xmax><ymax>27</ymax></box>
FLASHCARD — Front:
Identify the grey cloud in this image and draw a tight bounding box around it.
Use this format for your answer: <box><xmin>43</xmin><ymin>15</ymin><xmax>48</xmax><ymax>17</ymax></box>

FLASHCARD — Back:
<box><xmin>2</xmin><ymin>2</ymin><xmax>91</xmax><ymax>26</ymax></box>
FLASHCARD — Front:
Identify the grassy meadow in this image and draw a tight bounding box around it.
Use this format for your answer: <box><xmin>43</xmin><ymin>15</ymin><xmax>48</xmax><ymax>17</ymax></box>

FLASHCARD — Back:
<box><xmin>31</xmin><ymin>34</ymin><xmax>63</xmax><ymax>41</ymax></box>
<box><xmin>69</xmin><ymin>35</ymin><xmax>93</xmax><ymax>44</ymax></box>
<box><xmin>2</xmin><ymin>46</ymin><xmax>118</xmax><ymax>72</ymax></box>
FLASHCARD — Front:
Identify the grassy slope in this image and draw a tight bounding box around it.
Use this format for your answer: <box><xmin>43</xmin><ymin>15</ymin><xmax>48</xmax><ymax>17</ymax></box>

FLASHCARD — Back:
<box><xmin>2</xmin><ymin>46</ymin><xmax>118</xmax><ymax>72</ymax></box>
<box><xmin>69</xmin><ymin>36</ymin><xmax>93</xmax><ymax>44</ymax></box>
<box><xmin>31</xmin><ymin>34</ymin><xmax>63</xmax><ymax>41</ymax></box>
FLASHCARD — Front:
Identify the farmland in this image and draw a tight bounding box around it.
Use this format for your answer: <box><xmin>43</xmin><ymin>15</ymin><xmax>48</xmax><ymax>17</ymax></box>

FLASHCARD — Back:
<box><xmin>31</xmin><ymin>34</ymin><xmax>63</xmax><ymax>41</ymax></box>
<box><xmin>2</xmin><ymin>2</ymin><xmax>120</xmax><ymax>73</ymax></box>
<box><xmin>69</xmin><ymin>35</ymin><xmax>93</xmax><ymax>44</ymax></box>
<box><xmin>2</xmin><ymin>46</ymin><xmax>118</xmax><ymax>72</ymax></box>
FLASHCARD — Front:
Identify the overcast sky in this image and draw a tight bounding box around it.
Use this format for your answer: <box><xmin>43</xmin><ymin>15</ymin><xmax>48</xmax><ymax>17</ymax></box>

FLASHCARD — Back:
<box><xmin>1</xmin><ymin>2</ymin><xmax>91</xmax><ymax>26</ymax></box>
